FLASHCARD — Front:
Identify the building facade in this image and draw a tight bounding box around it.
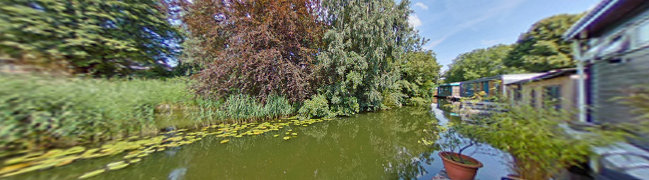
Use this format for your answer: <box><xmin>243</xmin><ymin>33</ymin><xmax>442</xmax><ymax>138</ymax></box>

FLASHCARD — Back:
<box><xmin>506</xmin><ymin>69</ymin><xmax>580</xmax><ymax>112</ymax></box>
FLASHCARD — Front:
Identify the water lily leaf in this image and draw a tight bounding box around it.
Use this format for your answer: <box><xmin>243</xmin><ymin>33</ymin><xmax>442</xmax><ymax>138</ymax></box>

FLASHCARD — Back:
<box><xmin>220</xmin><ymin>139</ymin><xmax>230</xmax><ymax>144</ymax></box>
<box><xmin>291</xmin><ymin>133</ymin><xmax>297</xmax><ymax>136</ymax></box>
<box><xmin>78</xmin><ymin>169</ymin><xmax>105</xmax><ymax>179</ymax></box>
<box><xmin>283</xmin><ymin>137</ymin><xmax>291</xmax><ymax>140</ymax></box>
<box><xmin>54</xmin><ymin>156</ymin><xmax>79</xmax><ymax>167</ymax></box>
<box><xmin>128</xmin><ymin>158</ymin><xmax>141</xmax><ymax>163</ymax></box>
<box><xmin>106</xmin><ymin>161</ymin><xmax>129</xmax><ymax>170</ymax></box>
<box><xmin>273</xmin><ymin>135</ymin><xmax>279</xmax><ymax>137</ymax></box>
<box><xmin>0</xmin><ymin>162</ymin><xmax>30</xmax><ymax>175</ymax></box>
<box><xmin>63</xmin><ymin>146</ymin><xmax>86</xmax><ymax>156</ymax></box>
<box><xmin>1</xmin><ymin>161</ymin><xmax>54</xmax><ymax>177</ymax></box>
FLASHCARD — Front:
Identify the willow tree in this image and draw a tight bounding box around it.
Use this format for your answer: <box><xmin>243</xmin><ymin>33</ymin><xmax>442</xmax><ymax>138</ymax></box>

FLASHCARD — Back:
<box><xmin>504</xmin><ymin>14</ymin><xmax>583</xmax><ymax>72</ymax></box>
<box><xmin>315</xmin><ymin>0</ymin><xmax>422</xmax><ymax>115</ymax></box>
<box><xmin>0</xmin><ymin>0</ymin><xmax>182</xmax><ymax>76</ymax></box>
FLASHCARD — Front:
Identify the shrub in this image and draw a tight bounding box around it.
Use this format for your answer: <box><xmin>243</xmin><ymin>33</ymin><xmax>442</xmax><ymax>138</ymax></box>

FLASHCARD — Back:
<box><xmin>407</xmin><ymin>97</ymin><xmax>429</xmax><ymax>107</ymax></box>
<box><xmin>298</xmin><ymin>94</ymin><xmax>335</xmax><ymax>119</ymax></box>
<box><xmin>461</xmin><ymin>105</ymin><xmax>632</xmax><ymax>179</ymax></box>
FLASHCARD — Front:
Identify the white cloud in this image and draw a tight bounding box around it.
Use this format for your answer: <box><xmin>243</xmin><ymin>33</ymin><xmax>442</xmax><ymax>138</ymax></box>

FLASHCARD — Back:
<box><xmin>414</xmin><ymin>2</ymin><xmax>429</xmax><ymax>10</ymax></box>
<box><xmin>408</xmin><ymin>14</ymin><xmax>423</xmax><ymax>28</ymax></box>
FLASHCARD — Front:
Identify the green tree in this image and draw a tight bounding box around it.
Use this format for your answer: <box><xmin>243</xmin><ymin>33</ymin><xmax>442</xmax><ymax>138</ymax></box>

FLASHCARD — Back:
<box><xmin>504</xmin><ymin>14</ymin><xmax>583</xmax><ymax>72</ymax></box>
<box><xmin>445</xmin><ymin>44</ymin><xmax>514</xmax><ymax>82</ymax></box>
<box><xmin>399</xmin><ymin>51</ymin><xmax>441</xmax><ymax>102</ymax></box>
<box><xmin>315</xmin><ymin>0</ymin><xmax>422</xmax><ymax>115</ymax></box>
<box><xmin>0</xmin><ymin>0</ymin><xmax>182</xmax><ymax>76</ymax></box>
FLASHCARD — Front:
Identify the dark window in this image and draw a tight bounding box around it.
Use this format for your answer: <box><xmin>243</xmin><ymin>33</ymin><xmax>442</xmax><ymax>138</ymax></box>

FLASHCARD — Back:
<box><xmin>514</xmin><ymin>86</ymin><xmax>522</xmax><ymax>101</ymax></box>
<box><xmin>530</xmin><ymin>89</ymin><xmax>536</xmax><ymax>108</ymax></box>
<box><xmin>544</xmin><ymin>85</ymin><xmax>562</xmax><ymax>110</ymax></box>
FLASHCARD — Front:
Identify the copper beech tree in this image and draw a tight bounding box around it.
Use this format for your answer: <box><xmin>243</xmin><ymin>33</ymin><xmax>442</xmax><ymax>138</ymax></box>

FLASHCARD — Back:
<box><xmin>181</xmin><ymin>0</ymin><xmax>324</xmax><ymax>102</ymax></box>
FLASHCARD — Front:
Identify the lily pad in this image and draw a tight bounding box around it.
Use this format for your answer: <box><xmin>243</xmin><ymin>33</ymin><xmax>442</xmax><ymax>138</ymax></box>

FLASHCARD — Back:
<box><xmin>107</xmin><ymin>161</ymin><xmax>129</xmax><ymax>170</ymax></box>
<box><xmin>1</xmin><ymin>161</ymin><xmax>55</xmax><ymax>177</ymax></box>
<box><xmin>220</xmin><ymin>139</ymin><xmax>230</xmax><ymax>144</ymax></box>
<box><xmin>128</xmin><ymin>158</ymin><xmax>142</xmax><ymax>163</ymax></box>
<box><xmin>0</xmin><ymin>162</ymin><xmax>30</xmax><ymax>175</ymax></box>
<box><xmin>283</xmin><ymin>137</ymin><xmax>291</xmax><ymax>140</ymax></box>
<box><xmin>78</xmin><ymin>169</ymin><xmax>105</xmax><ymax>179</ymax></box>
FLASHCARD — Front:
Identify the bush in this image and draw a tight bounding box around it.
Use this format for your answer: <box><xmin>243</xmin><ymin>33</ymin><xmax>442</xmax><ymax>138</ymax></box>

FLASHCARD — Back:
<box><xmin>0</xmin><ymin>75</ymin><xmax>191</xmax><ymax>150</ymax></box>
<box><xmin>407</xmin><ymin>97</ymin><xmax>429</xmax><ymax>107</ymax></box>
<box><xmin>461</xmin><ymin>105</ymin><xmax>631</xmax><ymax>179</ymax></box>
<box><xmin>298</xmin><ymin>94</ymin><xmax>335</xmax><ymax>119</ymax></box>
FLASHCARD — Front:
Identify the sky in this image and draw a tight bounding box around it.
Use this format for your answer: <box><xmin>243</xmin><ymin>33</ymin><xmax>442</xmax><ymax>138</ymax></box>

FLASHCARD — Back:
<box><xmin>407</xmin><ymin>0</ymin><xmax>601</xmax><ymax>71</ymax></box>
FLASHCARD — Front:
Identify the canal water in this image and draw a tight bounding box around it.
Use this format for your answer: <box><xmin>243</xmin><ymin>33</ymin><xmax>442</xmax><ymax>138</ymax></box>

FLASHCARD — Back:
<box><xmin>10</xmin><ymin>104</ymin><xmax>512</xmax><ymax>179</ymax></box>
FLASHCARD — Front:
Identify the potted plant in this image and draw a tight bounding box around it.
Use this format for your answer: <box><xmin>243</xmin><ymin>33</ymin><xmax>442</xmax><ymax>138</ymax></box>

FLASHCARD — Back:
<box><xmin>438</xmin><ymin>121</ymin><xmax>484</xmax><ymax>180</ymax></box>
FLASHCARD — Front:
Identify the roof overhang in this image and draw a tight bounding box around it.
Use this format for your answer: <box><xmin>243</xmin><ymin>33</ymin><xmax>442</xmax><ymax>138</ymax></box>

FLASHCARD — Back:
<box><xmin>564</xmin><ymin>0</ymin><xmax>646</xmax><ymax>40</ymax></box>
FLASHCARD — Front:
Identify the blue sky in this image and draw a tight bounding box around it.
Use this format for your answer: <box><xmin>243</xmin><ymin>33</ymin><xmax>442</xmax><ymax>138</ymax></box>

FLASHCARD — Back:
<box><xmin>407</xmin><ymin>0</ymin><xmax>600</xmax><ymax>71</ymax></box>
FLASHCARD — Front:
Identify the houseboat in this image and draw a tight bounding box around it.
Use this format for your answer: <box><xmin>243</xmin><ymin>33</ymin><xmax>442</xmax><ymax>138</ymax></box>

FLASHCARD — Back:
<box><xmin>506</xmin><ymin>68</ymin><xmax>580</xmax><ymax>111</ymax></box>
<box><xmin>460</xmin><ymin>73</ymin><xmax>541</xmax><ymax>99</ymax></box>
<box><xmin>564</xmin><ymin>0</ymin><xmax>649</xmax><ymax>179</ymax></box>
<box><xmin>435</xmin><ymin>82</ymin><xmax>461</xmax><ymax>100</ymax></box>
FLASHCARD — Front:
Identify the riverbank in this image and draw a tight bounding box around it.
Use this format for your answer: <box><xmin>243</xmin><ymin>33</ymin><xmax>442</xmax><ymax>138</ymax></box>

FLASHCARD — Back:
<box><xmin>0</xmin><ymin>74</ymin><xmax>297</xmax><ymax>153</ymax></box>
<box><xmin>3</xmin><ymin>106</ymin><xmax>513</xmax><ymax>179</ymax></box>
<box><xmin>1</xmin><ymin>74</ymin><xmax>433</xmax><ymax>153</ymax></box>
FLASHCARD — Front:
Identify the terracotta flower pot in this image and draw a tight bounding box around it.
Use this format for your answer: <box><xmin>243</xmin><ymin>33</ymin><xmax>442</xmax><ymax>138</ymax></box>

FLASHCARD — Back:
<box><xmin>439</xmin><ymin>151</ymin><xmax>483</xmax><ymax>180</ymax></box>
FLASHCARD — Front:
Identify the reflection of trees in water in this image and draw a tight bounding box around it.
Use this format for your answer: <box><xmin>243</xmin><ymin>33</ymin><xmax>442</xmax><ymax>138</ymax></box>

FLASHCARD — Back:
<box><xmin>177</xmin><ymin>107</ymin><xmax>441</xmax><ymax>179</ymax></box>
<box><xmin>359</xmin><ymin>107</ymin><xmax>442</xmax><ymax>179</ymax></box>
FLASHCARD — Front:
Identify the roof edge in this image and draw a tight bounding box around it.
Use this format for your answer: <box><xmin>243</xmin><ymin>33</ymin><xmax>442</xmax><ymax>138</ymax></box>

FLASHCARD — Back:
<box><xmin>563</xmin><ymin>0</ymin><xmax>619</xmax><ymax>40</ymax></box>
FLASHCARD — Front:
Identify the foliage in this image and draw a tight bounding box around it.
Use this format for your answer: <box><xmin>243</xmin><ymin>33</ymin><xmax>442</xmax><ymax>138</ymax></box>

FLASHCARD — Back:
<box><xmin>315</xmin><ymin>0</ymin><xmax>422</xmax><ymax>115</ymax></box>
<box><xmin>400</xmin><ymin>51</ymin><xmax>441</xmax><ymax>101</ymax></box>
<box><xmin>445</xmin><ymin>44</ymin><xmax>516</xmax><ymax>82</ymax></box>
<box><xmin>298</xmin><ymin>94</ymin><xmax>334</xmax><ymax>119</ymax></box>
<box><xmin>222</xmin><ymin>94</ymin><xmax>266</xmax><ymax>121</ymax></box>
<box><xmin>0</xmin><ymin>75</ymin><xmax>191</xmax><ymax>150</ymax></box>
<box><xmin>464</xmin><ymin>106</ymin><xmax>631</xmax><ymax>179</ymax></box>
<box><xmin>0</xmin><ymin>0</ymin><xmax>182</xmax><ymax>76</ymax></box>
<box><xmin>504</xmin><ymin>14</ymin><xmax>583</xmax><ymax>72</ymax></box>
<box><xmin>263</xmin><ymin>94</ymin><xmax>295</xmax><ymax>119</ymax></box>
<box><xmin>437</xmin><ymin>121</ymin><xmax>481</xmax><ymax>165</ymax></box>
<box><xmin>618</xmin><ymin>85</ymin><xmax>649</xmax><ymax>122</ymax></box>
<box><xmin>192</xmin><ymin>94</ymin><xmax>294</xmax><ymax>122</ymax></box>
<box><xmin>183</xmin><ymin>0</ymin><xmax>324</xmax><ymax>102</ymax></box>
<box><xmin>172</xmin><ymin>35</ymin><xmax>210</xmax><ymax>76</ymax></box>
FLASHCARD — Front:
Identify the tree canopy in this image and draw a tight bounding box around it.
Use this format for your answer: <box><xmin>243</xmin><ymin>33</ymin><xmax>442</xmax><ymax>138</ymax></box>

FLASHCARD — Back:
<box><xmin>0</xmin><ymin>0</ymin><xmax>182</xmax><ymax>76</ymax></box>
<box><xmin>183</xmin><ymin>0</ymin><xmax>324</xmax><ymax>102</ymax></box>
<box><xmin>445</xmin><ymin>44</ymin><xmax>514</xmax><ymax>82</ymax></box>
<box><xmin>504</xmin><ymin>14</ymin><xmax>583</xmax><ymax>72</ymax></box>
<box><xmin>314</xmin><ymin>0</ymin><xmax>423</xmax><ymax>114</ymax></box>
<box><xmin>445</xmin><ymin>13</ymin><xmax>583</xmax><ymax>82</ymax></box>
<box><xmin>399</xmin><ymin>51</ymin><xmax>441</xmax><ymax>100</ymax></box>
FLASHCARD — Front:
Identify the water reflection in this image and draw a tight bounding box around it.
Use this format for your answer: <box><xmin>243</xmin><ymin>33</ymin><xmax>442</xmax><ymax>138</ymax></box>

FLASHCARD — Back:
<box><xmin>12</xmin><ymin>104</ymin><xmax>511</xmax><ymax>180</ymax></box>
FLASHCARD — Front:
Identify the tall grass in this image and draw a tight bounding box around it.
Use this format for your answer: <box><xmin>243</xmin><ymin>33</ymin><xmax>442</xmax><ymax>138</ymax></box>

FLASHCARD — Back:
<box><xmin>0</xmin><ymin>75</ymin><xmax>191</xmax><ymax>150</ymax></box>
<box><xmin>190</xmin><ymin>94</ymin><xmax>294</xmax><ymax>123</ymax></box>
<box><xmin>0</xmin><ymin>74</ymin><xmax>296</xmax><ymax>151</ymax></box>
